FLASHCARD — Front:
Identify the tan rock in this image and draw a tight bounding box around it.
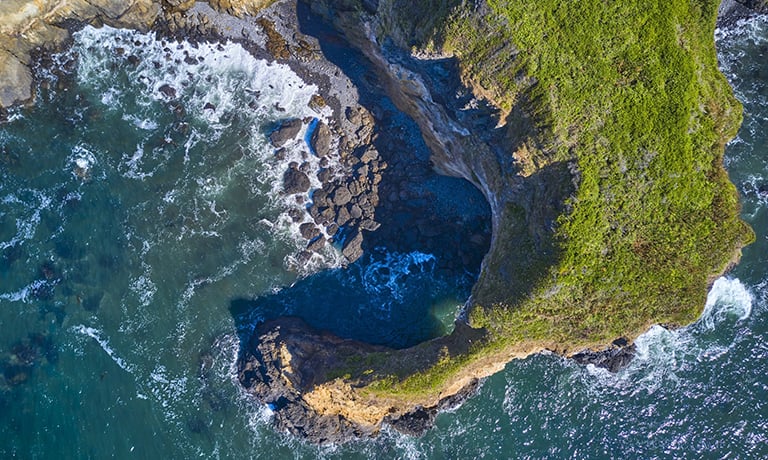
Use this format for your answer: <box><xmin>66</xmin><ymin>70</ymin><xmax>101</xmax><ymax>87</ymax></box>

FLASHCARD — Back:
<box><xmin>207</xmin><ymin>0</ymin><xmax>275</xmax><ymax>17</ymax></box>
<box><xmin>0</xmin><ymin>47</ymin><xmax>32</xmax><ymax>107</ymax></box>
<box><xmin>0</xmin><ymin>0</ymin><xmax>168</xmax><ymax>109</ymax></box>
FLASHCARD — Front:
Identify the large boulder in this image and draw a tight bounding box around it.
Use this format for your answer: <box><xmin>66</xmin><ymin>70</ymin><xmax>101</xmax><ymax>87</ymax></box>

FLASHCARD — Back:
<box><xmin>284</xmin><ymin>167</ymin><xmax>310</xmax><ymax>194</ymax></box>
<box><xmin>270</xmin><ymin>119</ymin><xmax>303</xmax><ymax>147</ymax></box>
<box><xmin>342</xmin><ymin>230</ymin><xmax>364</xmax><ymax>263</ymax></box>
<box><xmin>310</xmin><ymin>121</ymin><xmax>332</xmax><ymax>157</ymax></box>
<box><xmin>332</xmin><ymin>186</ymin><xmax>352</xmax><ymax>206</ymax></box>
<box><xmin>299</xmin><ymin>223</ymin><xmax>321</xmax><ymax>240</ymax></box>
<box><xmin>0</xmin><ymin>49</ymin><xmax>32</xmax><ymax>108</ymax></box>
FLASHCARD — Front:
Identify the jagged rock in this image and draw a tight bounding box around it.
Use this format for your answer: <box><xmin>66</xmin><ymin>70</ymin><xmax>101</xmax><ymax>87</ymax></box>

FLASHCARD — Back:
<box><xmin>332</xmin><ymin>186</ymin><xmax>352</xmax><ymax>206</ymax></box>
<box><xmin>326</xmin><ymin>223</ymin><xmax>339</xmax><ymax>237</ymax></box>
<box><xmin>307</xmin><ymin>236</ymin><xmax>326</xmax><ymax>252</ymax></box>
<box><xmin>311</xmin><ymin>121</ymin><xmax>332</xmax><ymax>157</ymax></box>
<box><xmin>299</xmin><ymin>223</ymin><xmax>321</xmax><ymax>240</ymax></box>
<box><xmin>386</xmin><ymin>378</ymin><xmax>480</xmax><ymax>436</ymax></box>
<box><xmin>342</xmin><ymin>230</ymin><xmax>364</xmax><ymax>263</ymax></box>
<box><xmin>356</xmin><ymin>164</ymin><xmax>369</xmax><ymax>179</ymax></box>
<box><xmin>284</xmin><ymin>167</ymin><xmax>310</xmax><ymax>194</ymax></box>
<box><xmin>312</xmin><ymin>189</ymin><xmax>330</xmax><ymax>208</ymax></box>
<box><xmin>158</xmin><ymin>84</ymin><xmax>177</xmax><ymax>98</ymax></box>
<box><xmin>348</xmin><ymin>180</ymin><xmax>363</xmax><ymax>197</ymax></box>
<box><xmin>295</xmin><ymin>250</ymin><xmax>313</xmax><ymax>265</ymax></box>
<box><xmin>0</xmin><ymin>49</ymin><xmax>33</xmax><ymax>108</ymax></box>
<box><xmin>360</xmin><ymin>219</ymin><xmax>381</xmax><ymax>231</ymax></box>
<box><xmin>239</xmin><ymin>318</ymin><xmax>388</xmax><ymax>443</ymax></box>
<box><xmin>360</xmin><ymin>147</ymin><xmax>378</xmax><ymax>164</ymax></box>
<box><xmin>317</xmin><ymin>168</ymin><xmax>334</xmax><ymax>184</ymax></box>
<box><xmin>571</xmin><ymin>340</ymin><xmax>636</xmax><ymax>373</ymax></box>
<box><xmin>270</xmin><ymin>119</ymin><xmax>302</xmax><ymax>147</ymax></box>
<box><xmin>288</xmin><ymin>208</ymin><xmax>304</xmax><ymax>223</ymax></box>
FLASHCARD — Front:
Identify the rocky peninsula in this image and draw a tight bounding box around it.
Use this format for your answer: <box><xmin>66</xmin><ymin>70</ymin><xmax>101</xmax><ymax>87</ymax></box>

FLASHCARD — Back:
<box><xmin>1</xmin><ymin>0</ymin><xmax>764</xmax><ymax>444</ymax></box>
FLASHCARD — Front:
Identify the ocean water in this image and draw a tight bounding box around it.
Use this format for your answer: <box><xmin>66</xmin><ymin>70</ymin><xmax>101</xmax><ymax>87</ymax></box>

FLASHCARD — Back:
<box><xmin>0</xmin><ymin>15</ymin><xmax>766</xmax><ymax>459</ymax></box>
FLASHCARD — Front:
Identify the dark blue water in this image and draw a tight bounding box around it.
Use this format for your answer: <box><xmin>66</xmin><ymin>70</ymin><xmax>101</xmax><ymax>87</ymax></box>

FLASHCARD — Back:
<box><xmin>0</xmin><ymin>15</ymin><xmax>766</xmax><ymax>459</ymax></box>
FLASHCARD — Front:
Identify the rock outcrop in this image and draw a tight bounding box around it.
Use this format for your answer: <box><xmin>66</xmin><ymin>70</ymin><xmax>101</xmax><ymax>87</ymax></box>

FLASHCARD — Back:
<box><xmin>0</xmin><ymin>0</ymin><xmax>162</xmax><ymax>110</ymax></box>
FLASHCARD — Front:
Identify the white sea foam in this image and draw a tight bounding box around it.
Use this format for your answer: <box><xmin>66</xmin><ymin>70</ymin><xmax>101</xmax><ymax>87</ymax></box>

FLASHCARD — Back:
<box><xmin>699</xmin><ymin>277</ymin><xmax>753</xmax><ymax>331</ymax></box>
<box><xmin>581</xmin><ymin>277</ymin><xmax>754</xmax><ymax>393</ymax></box>
<box><xmin>67</xmin><ymin>144</ymin><xmax>98</xmax><ymax>179</ymax></box>
<box><xmin>72</xmin><ymin>325</ymin><xmax>134</xmax><ymax>373</ymax></box>
<box><xmin>64</xmin><ymin>25</ymin><xmax>342</xmax><ymax>272</ymax></box>
<box><xmin>0</xmin><ymin>279</ymin><xmax>49</xmax><ymax>303</ymax></box>
<box><xmin>361</xmin><ymin>251</ymin><xmax>437</xmax><ymax>301</ymax></box>
<box><xmin>0</xmin><ymin>190</ymin><xmax>52</xmax><ymax>250</ymax></box>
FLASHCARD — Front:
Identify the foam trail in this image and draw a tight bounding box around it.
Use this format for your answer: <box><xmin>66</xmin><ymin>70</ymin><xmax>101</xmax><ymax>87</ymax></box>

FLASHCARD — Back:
<box><xmin>72</xmin><ymin>325</ymin><xmax>134</xmax><ymax>373</ymax></box>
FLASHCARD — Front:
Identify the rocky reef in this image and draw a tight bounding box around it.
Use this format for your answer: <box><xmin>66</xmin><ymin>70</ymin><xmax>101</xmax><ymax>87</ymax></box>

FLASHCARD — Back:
<box><xmin>1</xmin><ymin>0</ymin><xmax>763</xmax><ymax>445</ymax></box>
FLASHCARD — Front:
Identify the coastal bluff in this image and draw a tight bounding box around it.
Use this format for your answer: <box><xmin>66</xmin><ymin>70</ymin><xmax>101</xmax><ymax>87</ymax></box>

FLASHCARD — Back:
<box><xmin>1</xmin><ymin>0</ymin><xmax>764</xmax><ymax>444</ymax></box>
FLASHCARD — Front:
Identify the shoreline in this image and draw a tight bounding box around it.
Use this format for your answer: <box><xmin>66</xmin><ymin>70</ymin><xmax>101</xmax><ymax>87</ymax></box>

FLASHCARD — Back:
<box><xmin>0</xmin><ymin>0</ymin><xmax>765</xmax><ymax>445</ymax></box>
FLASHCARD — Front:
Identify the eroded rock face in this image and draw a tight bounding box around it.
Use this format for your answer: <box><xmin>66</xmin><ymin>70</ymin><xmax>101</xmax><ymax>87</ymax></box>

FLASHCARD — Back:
<box><xmin>238</xmin><ymin>317</ymin><xmax>485</xmax><ymax>443</ymax></box>
<box><xmin>238</xmin><ymin>318</ymin><xmax>390</xmax><ymax>443</ymax></box>
<box><xmin>0</xmin><ymin>0</ymin><xmax>163</xmax><ymax>109</ymax></box>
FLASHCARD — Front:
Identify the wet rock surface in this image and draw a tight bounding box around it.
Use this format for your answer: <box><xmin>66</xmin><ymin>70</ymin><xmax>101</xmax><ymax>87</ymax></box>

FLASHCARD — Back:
<box><xmin>570</xmin><ymin>338</ymin><xmax>637</xmax><ymax>373</ymax></box>
<box><xmin>269</xmin><ymin>118</ymin><xmax>303</xmax><ymax>147</ymax></box>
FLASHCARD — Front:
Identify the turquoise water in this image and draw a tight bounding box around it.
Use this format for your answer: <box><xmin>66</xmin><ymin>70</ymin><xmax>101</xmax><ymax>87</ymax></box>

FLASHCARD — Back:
<box><xmin>1</xmin><ymin>16</ymin><xmax>767</xmax><ymax>459</ymax></box>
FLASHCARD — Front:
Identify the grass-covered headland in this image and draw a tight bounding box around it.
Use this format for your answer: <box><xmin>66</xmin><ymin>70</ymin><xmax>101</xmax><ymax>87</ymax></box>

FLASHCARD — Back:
<box><xmin>346</xmin><ymin>0</ymin><xmax>754</xmax><ymax>397</ymax></box>
<box><xmin>242</xmin><ymin>0</ymin><xmax>756</xmax><ymax>430</ymax></box>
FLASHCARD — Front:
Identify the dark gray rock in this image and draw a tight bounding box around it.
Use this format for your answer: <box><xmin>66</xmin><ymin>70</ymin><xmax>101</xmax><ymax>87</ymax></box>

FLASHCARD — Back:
<box><xmin>311</xmin><ymin>121</ymin><xmax>332</xmax><ymax>157</ymax></box>
<box><xmin>307</xmin><ymin>236</ymin><xmax>326</xmax><ymax>252</ymax></box>
<box><xmin>312</xmin><ymin>189</ymin><xmax>330</xmax><ymax>208</ymax></box>
<box><xmin>342</xmin><ymin>230</ymin><xmax>364</xmax><ymax>263</ymax></box>
<box><xmin>288</xmin><ymin>208</ymin><xmax>304</xmax><ymax>223</ymax></box>
<box><xmin>158</xmin><ymin>84</ymin><xmax>177</xmax><ymax>99</ymax></box>
<box><xmin>571</xmin><ymin>340</ymin><xmax>636</xmax><ymax>373</ymax></box>
<box><xmin>270</xmin><ymin>119</ymin><xmax>303</xmax><ymax>147</ymax></box>
<box><xmin>317</xmin><ymin>168</ymin><xmax>334</xmax><ymax>184</ymax></box>
<box><xmin>299</xmin><ymin>223</ymin><xmax>321</xmax><ymax>240</ymax></box>
<box><xmin>284</xmin><ymin>168</ymin><xmax>310</xmax><ymax>194</ymax></box>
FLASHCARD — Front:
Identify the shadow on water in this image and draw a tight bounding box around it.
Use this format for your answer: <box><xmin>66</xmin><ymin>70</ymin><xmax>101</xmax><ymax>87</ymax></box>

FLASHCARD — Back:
<box><xmin>229</xmin><ymin>2</ymin><xmax>493</xmax><ymax>350</ymax></box>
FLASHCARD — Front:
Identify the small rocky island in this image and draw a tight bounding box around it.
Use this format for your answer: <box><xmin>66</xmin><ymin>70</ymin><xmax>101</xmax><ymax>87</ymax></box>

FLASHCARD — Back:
<box><xmin>1</xmin><ymin>0</ymin><xmax>765</xmax><ymax>444</ymax></box>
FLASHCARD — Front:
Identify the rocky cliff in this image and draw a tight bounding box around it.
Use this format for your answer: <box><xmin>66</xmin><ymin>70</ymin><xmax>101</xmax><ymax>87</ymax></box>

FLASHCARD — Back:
<box><xmin>238</xmin><ymin>0</ymin><xmax>757</xmax><ymax>442</ymax></box>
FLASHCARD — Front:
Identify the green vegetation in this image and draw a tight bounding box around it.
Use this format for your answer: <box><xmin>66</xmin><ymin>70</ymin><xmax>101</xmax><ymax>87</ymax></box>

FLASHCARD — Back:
<box><xmin>358</xmin><ymin>0</ymin><xmax>754</xmax><ymax>396</ymax></box>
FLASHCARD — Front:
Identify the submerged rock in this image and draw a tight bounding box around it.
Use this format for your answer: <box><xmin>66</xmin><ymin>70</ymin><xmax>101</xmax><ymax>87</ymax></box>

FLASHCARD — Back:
<box><xmin>158</xmin><ymin>83</ymin><xmax>177</xmax><ymax>99</ymax></box>
<box><xmin>341</xmin><ymin>230</ymin><xmax>364</xmax><ymax>263</ymax></box>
